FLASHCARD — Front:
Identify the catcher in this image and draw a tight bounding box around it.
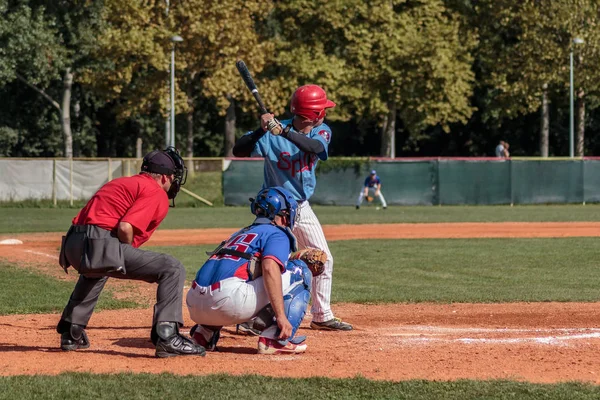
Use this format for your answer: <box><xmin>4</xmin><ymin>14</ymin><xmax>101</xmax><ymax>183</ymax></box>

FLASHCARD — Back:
<box><xmin>186</xmin><ymin>186</ymin><xmax>326</xmax><ymax>355</ymax></box>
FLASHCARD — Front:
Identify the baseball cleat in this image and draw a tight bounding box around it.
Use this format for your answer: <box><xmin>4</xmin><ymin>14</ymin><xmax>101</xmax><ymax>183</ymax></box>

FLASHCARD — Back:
<box><xmin>60</xmin><ymin>323</ymin><xmax>90</xmax><ymax>351</ymax></box>
<box><xmin>257</xmin><ymin>337</ymin><xmax>307</xmax><ymax>355</ymax></box>
<box><xmin>236</xmin><ymin>322</ymin><xmax>261</xmax><ymax>336</ymax></box>
<box><xmin>154</xmin><ymin>322</ymin><xmax>206</xmax><ymax>358</ymax></box>
<box><xmin>190</xmin><ymin>324</ymin><xmax>220</xmax><ymax>352</ymax></box>
<box><xmin>310</xmin><ymin>317</ymin><xmax>353</xmax><ymax>331</ymax></box>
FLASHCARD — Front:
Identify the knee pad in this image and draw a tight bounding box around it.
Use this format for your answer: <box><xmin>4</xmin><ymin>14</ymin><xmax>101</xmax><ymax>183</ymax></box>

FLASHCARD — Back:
<box><xmin>283</xmin><ymin>282</ymin><xmax>311</xmax><ymax>338</ymax></box>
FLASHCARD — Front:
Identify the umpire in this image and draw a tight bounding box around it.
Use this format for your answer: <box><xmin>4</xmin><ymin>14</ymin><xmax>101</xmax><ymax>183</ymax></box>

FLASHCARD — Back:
<box><xmin>56</xmin><ymin>147</ymin><xmax>205</xmax><ymax>358</ymax></box>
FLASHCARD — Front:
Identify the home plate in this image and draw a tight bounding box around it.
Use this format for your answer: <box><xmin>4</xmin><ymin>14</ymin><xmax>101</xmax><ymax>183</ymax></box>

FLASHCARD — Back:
<box><xmin>0</xmin><ymin>239</ymin><xmax>23</xmax><ymax>245</ymax></box>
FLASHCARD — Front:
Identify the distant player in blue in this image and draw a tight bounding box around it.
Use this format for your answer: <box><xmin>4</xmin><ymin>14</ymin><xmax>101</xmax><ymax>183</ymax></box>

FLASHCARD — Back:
<box><xmin>186</xmin><ymin>187</ymin><xmax>314</xmax><ymax>354</ymax></box>
<box><xmin>233</xmin><ymin>84</ymin><xmax>352</xmax><ymax>331</ymax></box>
<box><xmin>356</xmin><ymin>170</ymin><xmax>387</xmax><ymax>210</ymax></box>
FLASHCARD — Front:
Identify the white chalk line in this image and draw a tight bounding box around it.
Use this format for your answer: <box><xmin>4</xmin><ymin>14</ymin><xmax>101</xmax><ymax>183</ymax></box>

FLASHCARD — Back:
<box><xmin>380</xmin><ymin>325</ymin><xmax>600</xmax><ymax>346</ymax></box>
<box><xmin>24</xmin><ymin>250</ymin><xmax>59</xmax><ymax>260</ymax></box>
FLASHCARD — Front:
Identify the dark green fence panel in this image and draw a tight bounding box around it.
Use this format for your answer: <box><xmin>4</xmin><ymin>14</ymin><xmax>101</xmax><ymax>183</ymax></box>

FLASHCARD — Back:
<box><xmin>311</xmin><ymin>165</ymin><xmax>365</xmax><ymax>205</ymax></box>
<box><xmin>511</xmin><ymin>160</ymin><xmax>583</xmax><ymax>204</ymax></box>
<box><xmin>223</xmin><ymin>160</ymin><xmax>264</xmax><ymax>205</ymax></box>
<box><xmin>584</xmin><ymin>160</ymin><xmax>600</xmax><ymax>203</ymax></box>
<box><xmin>372</xmin><ymin>161</ymin><xmax>436</xmax><ymax>205</ymax></box>
<box><xmin>223</xmin><ymin>158</ymin><xmax>599</xmax><ymax>206</ymax></box>
<box><xmin>438</xmin><ymin>160</ymin><xmax>511</xmax><ymax>205</ymax></box>
<box><xmin>310</xmin><ymin>161</ymin><xmax>436</xmax><ymax>205</ymax></box>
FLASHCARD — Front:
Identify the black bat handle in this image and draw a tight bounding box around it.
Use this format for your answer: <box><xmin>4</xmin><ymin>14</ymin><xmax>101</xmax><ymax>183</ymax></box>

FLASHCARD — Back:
<box><xmin>236</xmin><ymin>60</ymin><xmax>269</xmax><ymax>114</ymax></box>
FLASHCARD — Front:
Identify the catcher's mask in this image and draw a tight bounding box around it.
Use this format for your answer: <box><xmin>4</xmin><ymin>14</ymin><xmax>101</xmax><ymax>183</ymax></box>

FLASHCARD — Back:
<box><xmin>250</xmin><ymin>186</ymin><xmax>298</xmax><ymax>230</ymax></box>
<box><xmin>141</xmin><ymin>146</ymin><xmax>187</xmax><ymax>204</ymax></box>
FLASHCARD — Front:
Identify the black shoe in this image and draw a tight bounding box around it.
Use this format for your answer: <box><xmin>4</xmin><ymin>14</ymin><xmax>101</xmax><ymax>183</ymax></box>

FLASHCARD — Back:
<box><xmin>60</xmin><ymin>323</ymin><xmax>90</xmax><ymax>351</ymax></box>
<box><xmin>383</xmin><ymin>206</ymin><xmax>387</xmax><ymax>210</ymax></box>
<box><xmin>310</xmin><ymin>317</ymin><xmax>353</xmax><ymax>331</ymax></box>
<box><xmin>356</xmin><ymin>205</ymin><xmax>360</xmax><ymax>210</ymax></box>
<box><xmin>155</xmin><ymin>322</ymin><xmax>206</xmax><ymax>358</ymax></box>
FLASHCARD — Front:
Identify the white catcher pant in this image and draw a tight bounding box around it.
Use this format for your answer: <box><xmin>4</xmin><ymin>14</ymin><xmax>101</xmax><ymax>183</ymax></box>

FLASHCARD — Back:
<box><xmin>186</xmin><ymin>272</ymin><xmax>296</xmax><ymax>338</ymax></box>
<box><xmin>357</xmin><ymin>188</ymin><xmax>387</xmax><ymax>207</ymax></box>
<box><xmin>293</xmin><ymin>201</ymin><xmax>334</xmax><ymax>322</ymax></box>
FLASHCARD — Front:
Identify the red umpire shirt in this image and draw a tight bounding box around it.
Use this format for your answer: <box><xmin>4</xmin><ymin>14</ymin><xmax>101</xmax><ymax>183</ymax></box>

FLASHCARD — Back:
<box><xmin>72</xmin><ymin>174</ymin><xmax>170</xmax><ymax>248</ymax></box>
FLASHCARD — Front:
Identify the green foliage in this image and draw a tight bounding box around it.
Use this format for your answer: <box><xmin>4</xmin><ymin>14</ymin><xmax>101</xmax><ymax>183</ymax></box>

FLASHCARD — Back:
<box><xmin>0</xmin><ymin>262</ymin><xmax>139</xmax><ymax>315</ymax></box>
<box><xmin>315</xmin><ymin>157</ymin><xmax>370</xmax><ymax>176</ymax></box>
<box><xmin>476</xmin><ymin>0</ymin><xmax>600</xmax><ymax>119</ymax></box>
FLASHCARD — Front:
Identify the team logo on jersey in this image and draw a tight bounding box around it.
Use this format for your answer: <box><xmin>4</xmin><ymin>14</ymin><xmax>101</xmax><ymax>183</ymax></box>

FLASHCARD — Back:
<box><xmin>317</xmin><ymin>130</ymin><xmax>331</xmax><ymax>143</ymax></box>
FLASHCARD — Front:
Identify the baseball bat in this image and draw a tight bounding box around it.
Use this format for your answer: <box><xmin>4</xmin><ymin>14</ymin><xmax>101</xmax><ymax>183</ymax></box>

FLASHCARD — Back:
<box><xmin>236</xmin><ymin>60</ymin><xmax>283</xmax><ymax>135</ymax></box>
<box><xmin>236</xmin><ymin>60</ymin><xmax>269</xmax><ymax>115</ymax></box>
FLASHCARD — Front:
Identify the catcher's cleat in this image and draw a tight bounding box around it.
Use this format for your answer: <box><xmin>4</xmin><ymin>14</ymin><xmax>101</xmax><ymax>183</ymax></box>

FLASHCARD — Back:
<box><xmin>236</xmin><ymin>322</ymin><xmax>261</xmax><ymax>336</ymax></box>
<box><xmin>257</xmin><ymin>337</ymin><xmax>307</xmax><ymax>355</ymax></box>
<box><xmin>190</xmin><ymin>324</ymin><xmax>220</xmax><ymax>351</ymax></box>
<box><xmin>310</xmin><ymin>317</ymin><xmax>353</xmax><ymax>331</ymax></box>
<box><xmin>154</xmin><ymin>322</ymin><xmax>206</xmax><ymax>358</ymax></box>
<box><xmin>60</xmin><ymin>324</ymin><xmax>90</xmax><ymax>351</ymax></box>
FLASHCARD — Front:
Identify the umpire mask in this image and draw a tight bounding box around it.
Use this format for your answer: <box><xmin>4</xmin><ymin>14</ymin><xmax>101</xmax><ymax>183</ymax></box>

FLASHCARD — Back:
<box><xmin>141</xmin><ymin>146</ymin><xmax>187</xmax><ymax>205</ymax></box>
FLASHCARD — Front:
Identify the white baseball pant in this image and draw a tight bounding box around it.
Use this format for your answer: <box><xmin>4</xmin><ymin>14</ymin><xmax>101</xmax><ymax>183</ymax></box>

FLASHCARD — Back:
<box><xmin>293</xmin><ymin>201</ymin><xmax>334</xmax><ymax>323</ymax></box>
<box><xmin>185</xmin><ymin>272</ymin><xmax>296</xmax><ymax>339</ymax></box>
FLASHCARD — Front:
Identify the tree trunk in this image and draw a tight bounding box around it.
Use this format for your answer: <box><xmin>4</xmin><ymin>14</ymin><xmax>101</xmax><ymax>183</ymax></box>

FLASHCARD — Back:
<box><xmin>186</xmin><ymin>82</ymin><xmax>194</xmax><ymax>158</ymax></box>
<box><xmin>61</xmin><ymin>68</ymin><xmax>73</xmax><ymax>158</ymax></box>
<box><xmin>540</xmin><ymin>83</ymin><xmax>549</xmax><ymax>157</ymax></box>
<box><xmin>224</xmin><ymin>95</ymin><xmax>236</xmax><ymax>157</ymax></box>
<box><xmin>576</xmin><ymin>87</ymin><xmax>585</xmax><ymax>157</ymax></box>
<box><xmin>380</xmin><ymin>102</ymin><xmax>396</xmax><ymax>157</ymax></box>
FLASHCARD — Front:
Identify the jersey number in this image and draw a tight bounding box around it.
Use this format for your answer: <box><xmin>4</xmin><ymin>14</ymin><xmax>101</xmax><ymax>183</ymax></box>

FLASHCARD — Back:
<box><xmin>212</xmin><ymin>233</ymin><xmax>258</xmax><ymax>262</ymax></box>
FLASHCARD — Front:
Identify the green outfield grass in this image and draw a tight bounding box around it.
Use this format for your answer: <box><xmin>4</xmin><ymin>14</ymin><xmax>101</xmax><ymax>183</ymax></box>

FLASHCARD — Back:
<box><xmin>150</xmin><ymin>237</ymin><xmax>600</xmax><ymax>303</ymax></box>
<box><xmin>3</xmin><ymin>204</ymin><xmax>600</xmax><ymax>233</ymax></box>
<box><xmin>0</xmin><ymin>373</ymin><xmax>598</xmax><ymax>400</ymax></box>
<box><xmin>0</xmin><ymin>262</ymin><xmax>139</xmax><ymax>315</ymax></box>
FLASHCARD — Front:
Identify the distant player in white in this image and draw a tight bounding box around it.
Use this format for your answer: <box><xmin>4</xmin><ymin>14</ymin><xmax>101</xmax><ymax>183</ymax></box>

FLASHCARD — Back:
<box><xmin>356</xmin><ymin>170</ymin><xmax>387</xmax><ymax>210</ymax></box>
<box><xmin>233</xmin><ymin>84</ymin><xmax>352</xmax><ymax>331</ymax></box>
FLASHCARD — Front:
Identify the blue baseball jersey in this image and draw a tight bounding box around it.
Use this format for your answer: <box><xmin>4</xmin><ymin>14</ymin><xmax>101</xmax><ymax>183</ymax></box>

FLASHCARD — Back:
<box><xmin>248</xmin><ymin>119</ymin><xmax>332</xmax><ymax>201</ymax></box>
<box><xmin>364</xmin><ymin>175</ymin><xmax>381</xmax><ymax>188</ymax></box>
<box><xmin>194</xmin><ymin>220</ymin><xmax>292</xmax><ymax>286</ymax></box>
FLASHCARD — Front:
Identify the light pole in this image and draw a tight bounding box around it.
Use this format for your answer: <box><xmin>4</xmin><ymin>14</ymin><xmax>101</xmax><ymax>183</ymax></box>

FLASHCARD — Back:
<box><xmin>170</xmin><ymin>35</ymin><xmax>183</xmax><ymax>148</ymax></box>
<box><xmin>569</xmin><ymin>37</ymin><xmax>584</xmax><ymax>158</ymax></box>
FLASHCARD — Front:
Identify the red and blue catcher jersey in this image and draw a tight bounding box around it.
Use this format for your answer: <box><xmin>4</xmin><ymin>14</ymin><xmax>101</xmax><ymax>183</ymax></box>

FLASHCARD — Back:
<box><xmin>194</xmin><ymin>221</ymin><xmax>292</xmax><ymax>286</ymax></box>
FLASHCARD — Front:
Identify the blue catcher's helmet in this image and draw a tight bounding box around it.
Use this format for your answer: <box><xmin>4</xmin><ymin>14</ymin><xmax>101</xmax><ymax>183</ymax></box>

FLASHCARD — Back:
<box><xmin>250</xmin><ymin>186</ymin><xmax>298</xmax><ymax>230</ymax></box>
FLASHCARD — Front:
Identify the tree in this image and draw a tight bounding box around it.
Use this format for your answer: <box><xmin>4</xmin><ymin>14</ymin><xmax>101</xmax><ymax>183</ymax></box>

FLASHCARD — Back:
<box><xmin>476</xmin><ymin>0</ymin><xmax>600</xmax><ymax>156</ymax></box>
<box><xmin>0</xmin><ymin>0</ymin><xmax>104</xmax><ymax>157</ymax></box>
<box><xmin>263</xmin><ymin>0</ymin><xmax>476</xmax><ymax>157</ymax></box>
<box><xmin>169</xmin><ymin>0</ymin><xmax>273</xmax><ymax>157</ymax></box>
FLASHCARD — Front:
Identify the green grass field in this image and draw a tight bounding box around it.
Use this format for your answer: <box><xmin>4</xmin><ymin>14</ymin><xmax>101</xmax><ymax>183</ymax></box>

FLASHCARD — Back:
<box><xmin>3</xmin><ymin>204</ymin><xmax>600</xmax><ymax>233</ymax></box>
<box><xmin>1</xmin><ymin>373</ymin><xmax>599</xmax><ymax>400</ymax></box>
<box><xmin>149</xmin><ymin>237</ymin><xmax>600</xmax><ymax>303</ymax></box>
<box><xmin>0</xmin><ymin>263</ymin><xmax>139</xmax><ymax>315</ymax></box>
<box><xmin>4</xmin><ymin>204</ymin><xmax>600</xmax><ymax>396</ymax></box>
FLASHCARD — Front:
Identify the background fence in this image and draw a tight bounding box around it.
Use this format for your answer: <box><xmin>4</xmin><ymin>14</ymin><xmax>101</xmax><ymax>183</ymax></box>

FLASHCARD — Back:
<box><xmin>3</xmin><ymin>157</ymin><xmax>600</xmax><ymax>206</ymax></box>
<box><xmin>0</xmin><ymin>158</ymin><xmax>221</xmax><ymax>204</ymax></box>
<box><xmin>223</xmin><ymin>157</ymin><xmax>600</xmax><ymax>206</ymax></box>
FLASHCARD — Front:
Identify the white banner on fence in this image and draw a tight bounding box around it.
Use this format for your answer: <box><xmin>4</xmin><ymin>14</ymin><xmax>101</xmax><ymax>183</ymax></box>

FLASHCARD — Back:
<box><xmin>0</xmin><ymin>159</ymin><xmax>123</xmax><ymax>201</ymax></box>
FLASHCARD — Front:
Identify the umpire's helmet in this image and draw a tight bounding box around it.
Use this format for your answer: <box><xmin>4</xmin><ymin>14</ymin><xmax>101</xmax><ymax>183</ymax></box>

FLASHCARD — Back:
<box><xmin>290</xmin><ymin>84</ymin><xmax>336</xmax><ymax>123</ymax></box>
<box><xmin>141</xmin><ymin>146</ymin><xmax>187</xmax><ymax>199</ymax></box>
<box><xmin>250</xmin><ymin>186</ymin><xmax>298</xmax><ymax>230</ymax></box>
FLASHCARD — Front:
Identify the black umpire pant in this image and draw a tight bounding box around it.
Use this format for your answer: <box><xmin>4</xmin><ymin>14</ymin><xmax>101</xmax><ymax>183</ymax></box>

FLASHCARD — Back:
<box><xmin>58</xmin><ymin>225</ymin><xmax>186</xmax><ymax>331</ymax></box>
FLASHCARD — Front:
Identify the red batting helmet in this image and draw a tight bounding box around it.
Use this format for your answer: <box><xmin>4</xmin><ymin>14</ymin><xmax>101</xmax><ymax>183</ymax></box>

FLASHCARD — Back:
<box><xmin>290</xmin><ymin>84</ymin><xmax>336</xmax><ymax>122</ymax></box>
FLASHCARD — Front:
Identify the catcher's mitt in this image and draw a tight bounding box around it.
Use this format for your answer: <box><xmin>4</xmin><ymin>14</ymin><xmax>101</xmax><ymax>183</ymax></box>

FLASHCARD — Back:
<box><xmin>289</xmin><ymin>247</ymin><xmax>327</xmax><ymax>277</ymax></box>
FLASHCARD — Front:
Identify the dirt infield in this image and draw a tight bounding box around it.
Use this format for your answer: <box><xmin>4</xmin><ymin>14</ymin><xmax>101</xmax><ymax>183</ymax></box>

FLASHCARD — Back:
<box><xmin>1</xmin><ymin>222</ymin><xmax>600</xmax><ymax>383</ymax></box>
